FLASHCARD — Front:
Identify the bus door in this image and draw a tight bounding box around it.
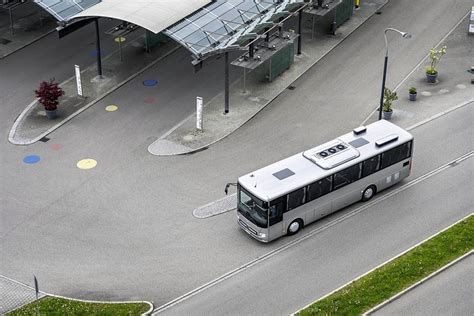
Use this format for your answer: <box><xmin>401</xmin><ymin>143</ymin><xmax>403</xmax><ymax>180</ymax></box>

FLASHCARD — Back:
<box><xmin>268</xmin><ymin>197</ymin><xmax>285</xmax><ymax>240</ymax></box>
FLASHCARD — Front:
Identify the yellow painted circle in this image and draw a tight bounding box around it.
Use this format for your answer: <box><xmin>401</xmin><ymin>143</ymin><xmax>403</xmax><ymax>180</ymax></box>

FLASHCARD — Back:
<box><xmin>77</xmin><ymin>159</ymin><xmax>97</xmax><ymax>170</ymax></box>
<box><xmin>114</xmin><ymin>36</ymin><xmax>126</xmax><ymax>43</ymax></box>
<box><xmin>105</xmin><ymin>105</ymin><xmax>118</xmax><ymax>112</ymax></box>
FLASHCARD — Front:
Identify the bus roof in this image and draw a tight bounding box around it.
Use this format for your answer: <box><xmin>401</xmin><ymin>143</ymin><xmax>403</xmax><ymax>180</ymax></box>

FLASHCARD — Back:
<box><xmin>238</xmin><ymin>120</ymin><xmax>413</xmax><ymax>201</ymax></box>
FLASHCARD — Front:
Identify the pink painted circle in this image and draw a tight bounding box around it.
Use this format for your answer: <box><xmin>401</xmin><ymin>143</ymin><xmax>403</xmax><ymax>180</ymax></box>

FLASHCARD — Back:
<box><xmin>144</xmin><ymin>96</ymin><xmax>156</xmax><ymax>104</ymax></box>
<box><xmin>50</xmin><ymin>143</ymin><xmax>62</xmax><ymax>150</ymax></box>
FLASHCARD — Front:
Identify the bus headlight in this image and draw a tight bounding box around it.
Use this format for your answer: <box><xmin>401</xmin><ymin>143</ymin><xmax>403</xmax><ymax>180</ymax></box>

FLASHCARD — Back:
<box><xmin>259</xmin><ymin>233</ymin><xmax>266</xmax><ymax>238</ymax></box>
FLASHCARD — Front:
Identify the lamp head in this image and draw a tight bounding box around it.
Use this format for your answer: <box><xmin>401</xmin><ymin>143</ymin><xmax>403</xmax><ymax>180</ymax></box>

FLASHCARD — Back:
<box><xmin>401</xmin><ymin>32</ymin><xmax>411</xmax><ymax>38</ymax></box>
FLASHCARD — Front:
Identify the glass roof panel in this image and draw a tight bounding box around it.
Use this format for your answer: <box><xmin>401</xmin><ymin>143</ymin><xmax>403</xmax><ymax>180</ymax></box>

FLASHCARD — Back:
<box><xmin>165</xmin><ymin>0</ymin><xmax>307</xmax><ymax>58</ymax></box>
<box><xmin>35</xmin><ymin>0</ymin><xmax>101</xmax><ymax>21</ymax></box>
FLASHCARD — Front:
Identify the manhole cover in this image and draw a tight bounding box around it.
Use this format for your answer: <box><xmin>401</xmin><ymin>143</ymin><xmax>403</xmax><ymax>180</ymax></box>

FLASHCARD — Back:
<box><xmin>0</xmin><ymin>38</ymin><xmax>11</xmax><ymax>45</ymax></box>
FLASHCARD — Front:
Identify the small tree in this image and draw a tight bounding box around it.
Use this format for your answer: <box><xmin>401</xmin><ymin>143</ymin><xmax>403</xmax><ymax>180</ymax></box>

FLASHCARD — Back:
<box><xmin>383</xmin><ymin>87</ymin><xmax>398</xmax><ymax>112</ymax></box>
<box><xmin>426</xmin><ymin>45</ymin><xmax>447</xmax><ymax>75</ymax></box>
<box><xmin>35</xmin><ymin>79</ymin><xmax>64</xmax><ymax>111</ymax></box>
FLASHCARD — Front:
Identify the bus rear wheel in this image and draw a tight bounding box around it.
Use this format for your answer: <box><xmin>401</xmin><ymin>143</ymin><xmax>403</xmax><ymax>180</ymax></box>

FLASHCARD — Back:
<box><xmin>362</xmin><ymin>185</ymin><xmax>377</xmax><ymax>202</ymax></box>
<box><xmin>287</xmin><ymin>219</ymin><xmax>303</xmax><ymax>236</ymax></box>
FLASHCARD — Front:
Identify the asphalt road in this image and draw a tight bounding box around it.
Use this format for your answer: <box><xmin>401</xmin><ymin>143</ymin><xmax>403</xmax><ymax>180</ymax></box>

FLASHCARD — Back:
<box><xmin>1</xmin><ymin>0</ymin><xmax>472</xmax><ymax>308</ymax></box>
<box><xmin>373</xmin><ymin>253</ymin><xmax>474</xmax><ymax>316</ymax></box>
<box><xmin>153</xmin><ymin>101</ymin><xmax>474</xmax><ymax>315</ymax></box>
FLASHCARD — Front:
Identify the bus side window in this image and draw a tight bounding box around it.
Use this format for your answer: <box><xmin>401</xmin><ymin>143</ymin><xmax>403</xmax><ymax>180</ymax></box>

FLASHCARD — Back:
<box><xmin>362</xmin><ymin>155</ymin><xmax>380</xmax><ymax>177</ymax></box>
<box><xmin>333</xmin><ymin>163</ymin><xmax>362</xmax><ymax>190</ymax></box>
<box><xmin>269</xmin><ymin>197</ymin><xmax>285</xmax><ymax>226</ymax></box>
<box><xmin>288</xmin><ymin>188</ymin><xmax>305</xmax><ymax>211</ymax></box>
<box><xmin>307</xmin><ymin>176</ymin><xmax>332</xmax><ymax>202</ymax></box>
<box><xmin>381</xmin><ymin>142</ymin><xmax>412</xmax><ymax>169</ymax></box>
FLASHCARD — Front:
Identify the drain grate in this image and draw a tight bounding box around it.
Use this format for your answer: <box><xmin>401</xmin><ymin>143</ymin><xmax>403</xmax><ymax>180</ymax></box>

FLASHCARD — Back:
<box><xmin>0</xmin><ymin>38</ymin><xmax>12</xmax><ymax>45</ymax></box>
<box><xmin>375</xmin><ymin>11</ymin><xmax>382</xmax><ymax>15</ymax></box>
<box><xmin>288</xmin><ymin>85</ymin><xmax>296</xmax><ymax>90</ymax></box>
<box><xmin>39</xmin><ymin>137</ymin><xmax>50</xmax><ymax>143</ymax></box>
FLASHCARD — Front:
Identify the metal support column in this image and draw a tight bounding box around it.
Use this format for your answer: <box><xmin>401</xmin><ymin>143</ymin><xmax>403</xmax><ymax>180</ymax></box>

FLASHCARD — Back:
<box><xmin>224</xmin><ymin>52</ymin><xmax>229</xmax><ymax>114</ymax></box>
<box><xmin>297</xmin><ymin>10</ymin><xmax>302</xmax><ymax>55</ymax></box>
<box><xmin>378</xmin><ymin>55</ymin><xmax>388</xmax><ymax>120</ymax></box>
<box><xmin>249</xmin><ymin>43</ymin><xmax>254</xmax><ymax>58</ymax></box>
<box><xmin>94</xmin><ymin>18</ymin><xmax>103</xmax><ymax>77</ymax></box>
<box><xmin>9</xmin><ymin>8</ymin><xmax>14</xmax><ymax>35</ymax></box>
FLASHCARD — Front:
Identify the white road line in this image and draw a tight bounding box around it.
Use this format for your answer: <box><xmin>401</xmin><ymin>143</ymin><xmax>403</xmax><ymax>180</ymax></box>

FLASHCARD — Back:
<box><xmin>360</xmin><ymin>11</ymin><xmax>471</xmax><ymax>127</ymax></box>
<box><xmin>152</xmin><ymin>151</ymin><xmax>473</xmax><ymax>314</ymax></box>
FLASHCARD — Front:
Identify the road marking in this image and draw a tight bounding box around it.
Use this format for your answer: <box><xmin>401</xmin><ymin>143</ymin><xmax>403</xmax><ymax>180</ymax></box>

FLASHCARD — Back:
<box><xmin>23</xmin><ymin>155</ymin><xmax>40</xmax><ymax>164</ymax></box>
<box><xmin>360</xmin><ymin>11</ymin><xmax>470</xmax><ymax>126</ymax></box>
<box><xmin>105</xmin><ymin>105</ymin><xmax>118</xmax><ymax>112</ymax></box>
<box><xmin>363</xmin><ymin>251</ymin><xmax>473</xmax><ymax>315</ymax></box>
<box><xmin>152</xmin><ymin>151</ymin><xmax>473</xmax><ymax>314</ymax></box>
<box><xmin>76</xmin><ymin>159</ymin><xmax>97</xmax><ymax>170</ymax></box>
<box><xmin>293</xmin><ymin>216</ymin><xmax>473</xmax><ymax>315</ymax></box>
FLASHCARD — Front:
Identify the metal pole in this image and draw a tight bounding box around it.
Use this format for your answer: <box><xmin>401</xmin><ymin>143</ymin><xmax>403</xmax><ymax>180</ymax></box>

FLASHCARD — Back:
<box><xmin>378</xmin><ymin>28</ymin><xmax>410</xmax><ymax>120</ymax></box>
<box><xmin>243</xmin><ymin>68</ymin><xmax>246</xmax><ymax>93</ymax></box>
<box><xmin>119</xmin><ymin>39</ymin><xmax>122</xmax><ymax>61</ymax></box>
<box><xmin>224</xmin><ymin>52</ymin><xmax>229</xmax><ymax>114</ymax></box>
<box><xmin>378</xmin><ymin>55</ymin><xmax>388</xmax><ymax>120</ymax></box>
<box><xmin>9</xmin><ymin>8</ymin><xmax>14</xmax><ymax>35</ymax></box>
<box><xmin>297</xmin><ymin>10</ymin><xmax>302</xmax><ymax>55</ymax></box>
<box><xmin>95</xmin><ymin>18</ymin><xmax>103</xmax><ymax>77</ymax></box>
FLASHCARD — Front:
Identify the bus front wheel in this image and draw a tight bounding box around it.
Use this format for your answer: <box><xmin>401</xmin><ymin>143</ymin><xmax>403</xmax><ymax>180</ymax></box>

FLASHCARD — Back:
<box><xmin>287</xmin><ymin>219</ymin><xmax>303</xmax><ymax>236</ymax></box>
<box><xmin>362</xmin><ymin>185</ymin><xmax>377</xmax><ymax>202</ymax></box>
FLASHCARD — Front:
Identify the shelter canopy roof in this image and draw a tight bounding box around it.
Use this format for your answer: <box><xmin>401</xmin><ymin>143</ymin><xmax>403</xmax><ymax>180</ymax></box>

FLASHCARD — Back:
<box><xmin>164</xmin><ymin>0</ymin><xmax>306</xmax><ymax>59</ymax></box>
<box><xmin>69</xmin><ymin>0</ymin><xmax>212</xmax><ymax>33</ymax></box>
<box><xmin>35</xmin><ymin>0</ymin><xmax>102</xmax><ymax>21</ymax></box>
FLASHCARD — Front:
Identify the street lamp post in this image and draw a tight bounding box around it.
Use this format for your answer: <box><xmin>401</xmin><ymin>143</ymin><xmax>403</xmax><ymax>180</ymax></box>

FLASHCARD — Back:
<box><xmin>379</xmin><ymin>28</ymin><xmax>411</xmax><ymax>120</ymax></box>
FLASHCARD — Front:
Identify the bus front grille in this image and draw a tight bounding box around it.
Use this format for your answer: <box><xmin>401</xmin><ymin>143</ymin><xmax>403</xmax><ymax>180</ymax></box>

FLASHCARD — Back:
<box><xmin>238</xmin><ymin>219</ymin><xmax>258</xmax><ymax>236</ymax></box>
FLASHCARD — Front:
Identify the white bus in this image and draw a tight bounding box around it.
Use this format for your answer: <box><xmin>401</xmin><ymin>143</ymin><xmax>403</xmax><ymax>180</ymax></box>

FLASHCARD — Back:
<box><xmin>236</xmin><ymin>120</ymin><xmax>414</xmax><ymax>242</ymax></box>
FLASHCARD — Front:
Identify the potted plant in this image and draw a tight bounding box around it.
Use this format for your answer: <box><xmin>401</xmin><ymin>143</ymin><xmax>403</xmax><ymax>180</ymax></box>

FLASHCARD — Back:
<box><xmin>408</xmin><ymin>87</ymin><xmax>417</xmax><ymax>101</ymax></box>
<box><xmin>35</xmin><ymin>79</ymin><xmax>64</xmax><ymax>119</ymax></box>
<box><xmin>382</xmin><ymin>87</ymin><xmax>397</xmax><ymax>120</ymax></box>
<box><xmin>426</xmin><ymin>45</ymin><xmax>447</xmax><ymax>83</ymax></box>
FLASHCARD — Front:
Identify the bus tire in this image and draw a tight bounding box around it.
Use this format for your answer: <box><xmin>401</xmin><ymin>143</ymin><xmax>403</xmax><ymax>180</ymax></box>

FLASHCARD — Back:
<box><xmin>362</xmin><ymin>185</ymin><xmax>377</xmax><ymax>202</ymax></box>
<box><xmin>287</xmin><ymin>219</ymin><xmax>303</xmax><ymax>236</ymax></box>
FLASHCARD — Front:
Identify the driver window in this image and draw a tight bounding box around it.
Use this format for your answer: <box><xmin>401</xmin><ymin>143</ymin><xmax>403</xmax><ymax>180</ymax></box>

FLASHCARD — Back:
<box><xmin>269</xmin><ymin>198</ymin><xmax>285</xmax><ymax>226</ymax></box>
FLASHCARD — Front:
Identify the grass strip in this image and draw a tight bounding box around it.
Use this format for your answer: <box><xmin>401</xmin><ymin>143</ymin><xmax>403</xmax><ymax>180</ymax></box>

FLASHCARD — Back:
<box><xmin>7</xmin><ymin>296</ymin><xmax>150</xmax><ymax>316</ymax></box>
<box><xmin>297</xmin><ymin>214</ymin><xmax>473</xmax><ymax>315</ymax></box>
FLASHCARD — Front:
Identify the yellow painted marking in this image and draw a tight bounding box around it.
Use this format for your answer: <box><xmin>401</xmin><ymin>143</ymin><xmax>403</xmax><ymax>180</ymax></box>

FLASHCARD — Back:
<box><xmin>114</xmin><ymin>37</ymin><xmax>126</xmax><ymax>43</ymax></box>
<box><xmin>77</xmin><ymin>159</ymin><xmax>97</xmax><ymax>170</ymax></box>
<box><xmin>105</xmin><ymin>105</ymin><xmax>118</xmax><ymax>112</ymax></box>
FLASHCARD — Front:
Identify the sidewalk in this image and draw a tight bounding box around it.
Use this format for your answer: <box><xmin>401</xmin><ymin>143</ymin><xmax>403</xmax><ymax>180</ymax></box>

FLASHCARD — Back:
<box><xmin>8</xmin><ymin>32</ymin><xmax>180</xmax><ymax>145</ymax></box>
<box><xmin>0</xmin><ymin>1</ymin><xmax>56</xmax><ymax>59</ymax></box>
<box><xmin>362</xmin><ymin>14</ymin><xmax>474</xmax><ymax>128</ymax></box>
<box><xmin>148</xmin><ymin>0</ymin><xmax>389</xmax><ymax>155</ymax></box>
<box><xmin>0</xmin><ymin>275</ymin><xmax>45</xmax><ymax>314</ymax></box>
<box><xmin>9</xmin><ymin>0</ymin><xmax>388</xmax><ymax>148</ymax></box>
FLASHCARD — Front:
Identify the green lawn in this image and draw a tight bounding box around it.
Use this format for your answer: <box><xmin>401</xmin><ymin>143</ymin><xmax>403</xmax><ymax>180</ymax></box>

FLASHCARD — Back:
<box><xmin>297</xmin><ymin>214</ymin><xmax>473</xmax><ymax>315</ymax></box>
<box><xmin>7</xmin><ymin>296</ymin><xmax>150</xmax><ymax>316</ymax></box>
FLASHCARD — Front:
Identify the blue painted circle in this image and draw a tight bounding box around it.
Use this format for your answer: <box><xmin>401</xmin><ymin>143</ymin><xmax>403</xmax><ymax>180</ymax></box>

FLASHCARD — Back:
<box><xmin>23</xmin><ymin>155</ymin><xmax>40</xmax><ymax>164</ymax></box>
<box><xmin>143</xmin><ymin>79</ymin><xmax>158</xmax><ymax>86</ymax></box>
<box><xmin>89</xmin><ymin>50</ymin><xmax>105</xmax><ymax>57</ymax></box>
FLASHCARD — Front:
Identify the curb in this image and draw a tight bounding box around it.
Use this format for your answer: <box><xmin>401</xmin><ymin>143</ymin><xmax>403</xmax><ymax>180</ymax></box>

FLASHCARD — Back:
<box><xmin>8</xmin><ymin>40</ymin><xmax>181</xmax><ymax>145</ymax></box>
<box><xmin>360</xmin><ymin>10</ymin><xmax>471</xmax><ymax>126</ymax></box>
<box><xmin>291</xmin><ymin>213</ymin><xmax>473</xmax><ymax>315</ymax></box>
<box><xmin>0</xmin><ymin>28</ymin><xmax>55</xmax><ymax>60</ymax></box>
<box><xmin>148</xmin><ymin>0</ymin><xmax>391</xmax><ymax>156</ymax></box>
<box><xmin>363</xmin><ymin>250</ymin><xmax>473</xmax><ymax>315</ymax></box>
<box><xmin>153</xmin><ymin>155</ymin><xmax>472</xmax><ymax>314</ymax></box>
<box><xmin>405</xmin><ymin>99</ymin><xmax>473</xmax><ymax>131</ymax></box>
<box><xmin>0</xmin><ymin>275</ymin><xmax>154</xmax><ymax>316</ymax></box>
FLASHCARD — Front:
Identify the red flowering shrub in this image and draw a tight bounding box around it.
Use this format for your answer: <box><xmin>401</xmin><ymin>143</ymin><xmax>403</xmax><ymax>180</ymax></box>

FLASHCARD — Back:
<box><xmin>35</xmin><ymin>79</ymin><xmax>64</xmax><ymax>111</ymax></box>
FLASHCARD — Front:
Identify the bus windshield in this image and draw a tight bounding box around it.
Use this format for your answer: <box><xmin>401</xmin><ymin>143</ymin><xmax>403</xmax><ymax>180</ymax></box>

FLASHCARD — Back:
<box><xmin>238</xmin><ymin>187</ymin><xmax>268</xmax><ymax>228</ymax></box>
